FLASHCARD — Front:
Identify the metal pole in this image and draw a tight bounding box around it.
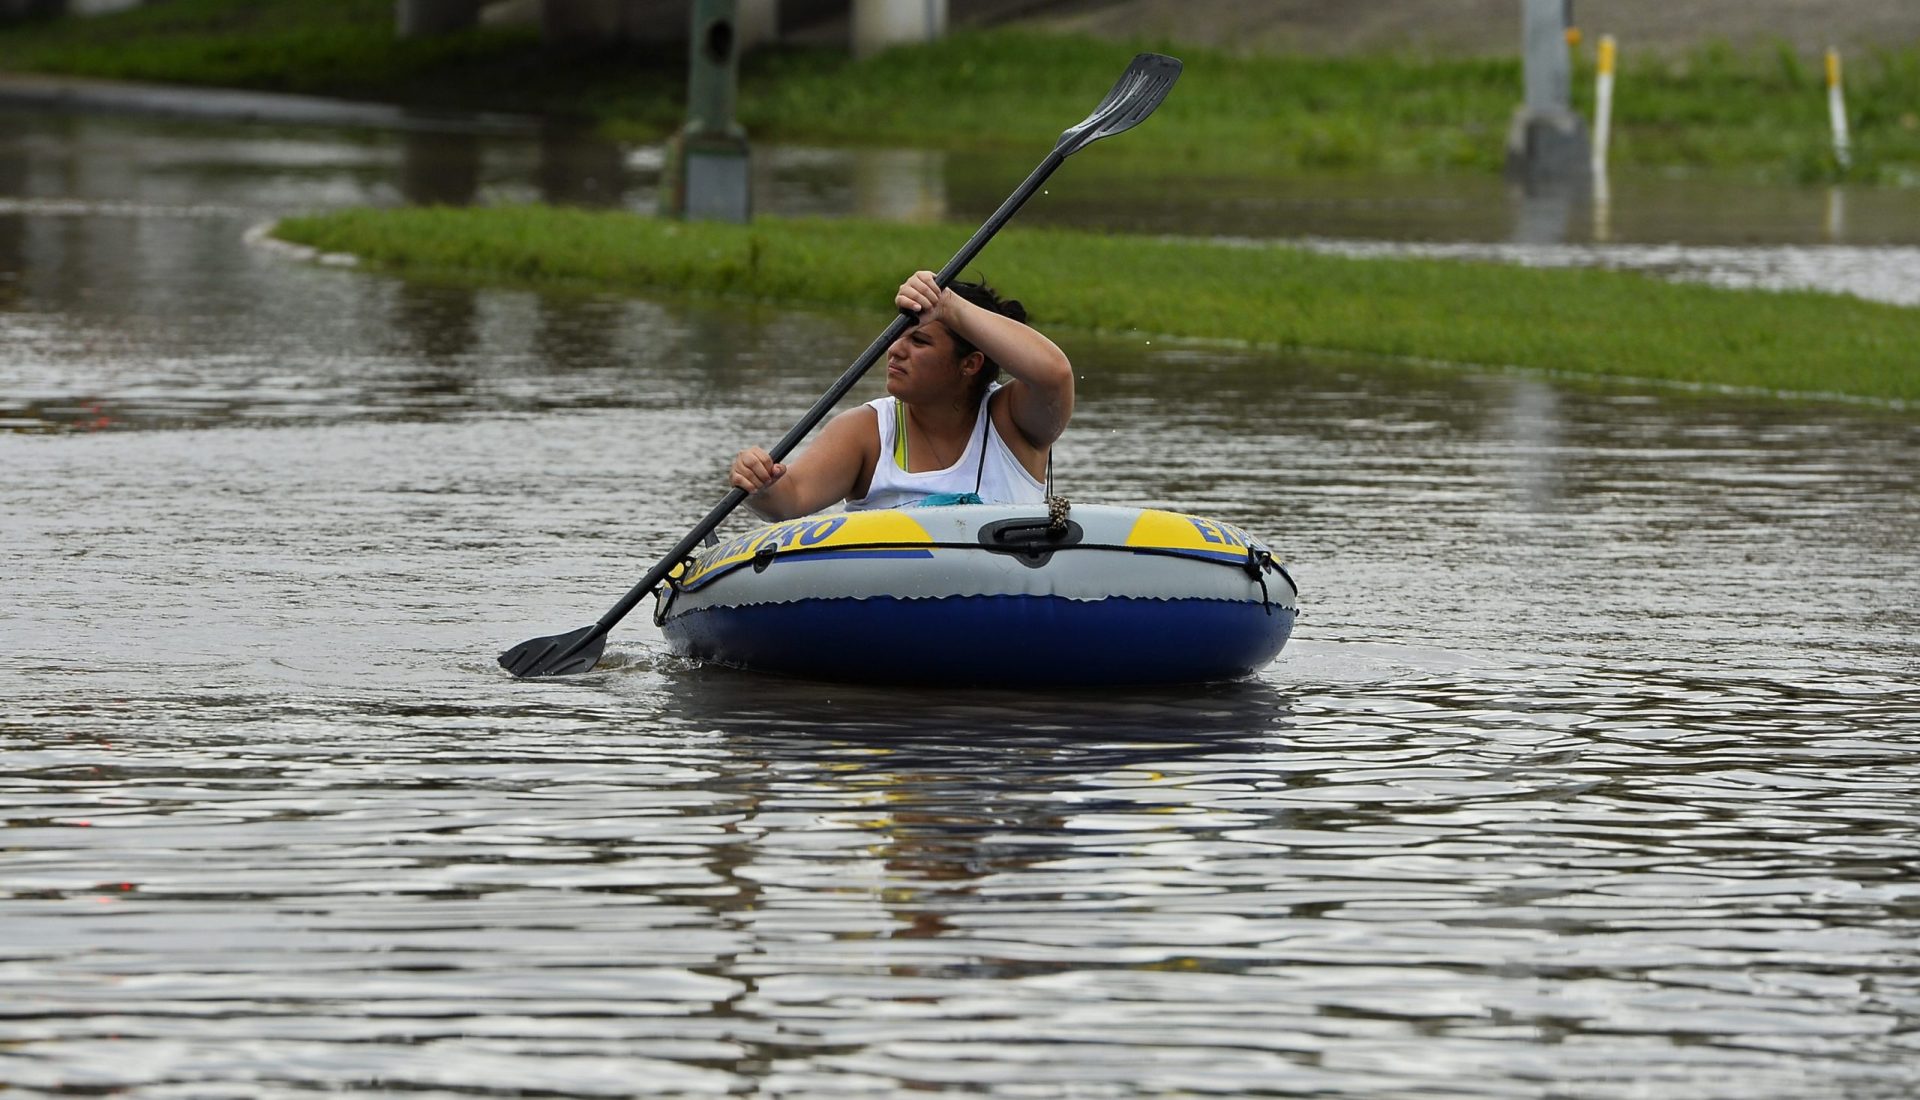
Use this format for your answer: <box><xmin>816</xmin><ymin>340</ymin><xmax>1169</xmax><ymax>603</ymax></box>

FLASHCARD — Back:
<box><xmin>1505</xmin><ymin>0</ymin><xmax>1591</xmax><ymax>186</ymax></box>
<box><xmin>663</xmin><ymin>0</ymin><xmax>752</xmax><ymax>223</ymax></box>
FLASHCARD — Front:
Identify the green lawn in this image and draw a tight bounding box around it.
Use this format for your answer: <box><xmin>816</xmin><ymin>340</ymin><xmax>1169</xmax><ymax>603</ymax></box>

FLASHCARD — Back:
<box><xmin>5</xmin><ymin>0</ymin><xmax>1919</xmax><ymax>181</ymax></box>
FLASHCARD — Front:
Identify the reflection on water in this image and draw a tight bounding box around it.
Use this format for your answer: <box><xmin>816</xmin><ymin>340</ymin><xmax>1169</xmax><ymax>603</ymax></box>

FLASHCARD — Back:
<box><xmin>3</xmin><ymin>105</ymin><xmax>1919</xmax><ymax>1098</ymax></box>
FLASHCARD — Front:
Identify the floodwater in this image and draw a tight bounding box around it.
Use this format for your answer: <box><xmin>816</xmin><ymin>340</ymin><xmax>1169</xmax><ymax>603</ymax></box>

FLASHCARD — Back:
<box><xmin>4</xmin><ymin>106</ymin><xmax>1920</xmax><ymax>1099</ymax></box>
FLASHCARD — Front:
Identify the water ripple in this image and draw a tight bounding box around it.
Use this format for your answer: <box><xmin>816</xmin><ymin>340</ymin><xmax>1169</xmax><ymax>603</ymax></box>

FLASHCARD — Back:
<box><xmin>4</xmin><ymin>112</ymin><xmax>1919</xmax><ymax>1100</ymax></box>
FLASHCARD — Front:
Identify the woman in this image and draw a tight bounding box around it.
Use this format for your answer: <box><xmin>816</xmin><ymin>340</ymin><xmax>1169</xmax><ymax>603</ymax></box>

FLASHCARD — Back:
<box><xmin>729</xmin><ymin>270</ymin><xmax>1072</xmax><ymax>521</ymax></box>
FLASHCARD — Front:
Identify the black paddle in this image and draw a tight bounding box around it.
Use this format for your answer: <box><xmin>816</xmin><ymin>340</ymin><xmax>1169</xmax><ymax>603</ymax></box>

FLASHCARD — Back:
<box><xmin>499</xmin><ymin>51</ymin><xmax>1182</xmax><ymax>679</ymax></box>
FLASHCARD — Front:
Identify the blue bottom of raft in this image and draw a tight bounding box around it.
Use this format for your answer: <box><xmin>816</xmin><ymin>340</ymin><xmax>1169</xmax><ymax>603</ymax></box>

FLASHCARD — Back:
<box><xmin>664</xmin><ymin>593</ymin><xmax>1295</xmax><ymax>687</ymax></box>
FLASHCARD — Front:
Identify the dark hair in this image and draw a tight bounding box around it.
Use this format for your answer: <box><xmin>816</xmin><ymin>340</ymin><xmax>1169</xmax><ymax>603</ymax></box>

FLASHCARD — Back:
<box><xmin>946</xmin><ymin>276</ymin><xmax>1026</xmax><ymax>393</ymax></box>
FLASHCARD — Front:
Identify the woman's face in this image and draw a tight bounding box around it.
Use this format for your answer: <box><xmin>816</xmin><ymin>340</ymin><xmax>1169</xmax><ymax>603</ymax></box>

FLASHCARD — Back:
<box><xmin>885</xmin><ymin>321</ymin><xmax>974</xmax><ymax>402</ymax></box>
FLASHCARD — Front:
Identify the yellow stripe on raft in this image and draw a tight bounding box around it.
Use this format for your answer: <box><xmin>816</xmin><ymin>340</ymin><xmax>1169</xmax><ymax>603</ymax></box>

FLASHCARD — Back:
<box><xmin>680</xmin><ymin>510</ymin><xmax>934</xmax><ymax>587</ymax></box>
<box><xmin>1124</xmin><ymin>509</ymin><xmax>1261</xmax><ymax>554</ymax></box>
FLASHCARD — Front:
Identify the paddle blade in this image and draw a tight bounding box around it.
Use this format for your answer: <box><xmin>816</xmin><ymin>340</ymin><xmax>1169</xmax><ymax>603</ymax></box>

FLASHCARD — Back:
<box><xmin>498</xmin><ymin>625</ymin><xmax>606</xmax><ymax>678</ymax></box>
<box><xmin>1056</xmin><ymin>52</ymin><xmax>1182</xmax><ymax>155</ymax></box>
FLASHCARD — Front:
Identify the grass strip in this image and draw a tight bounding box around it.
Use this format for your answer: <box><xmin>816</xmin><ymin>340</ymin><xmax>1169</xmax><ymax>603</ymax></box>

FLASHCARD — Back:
<box><xmin>271</xmin><ymin>205</ymin><xmax>1919</xmax><ymax>403</ymax></box>
<box><xmin>742</xmin><ymin>31</ymin><xmax>1920</xmax><ymax>183</ymax></box>
<box><xmin>4</xmin><ymin>1</ymin><xmax>1919</xmax><ymax>181</ymax></box>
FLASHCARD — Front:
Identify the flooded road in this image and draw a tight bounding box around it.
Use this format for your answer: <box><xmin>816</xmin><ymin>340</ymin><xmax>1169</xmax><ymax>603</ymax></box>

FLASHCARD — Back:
<box><xmin>4</xmin><ymin>107</ymin><xmax>1920</xmax><ymax>1098</ymax></box>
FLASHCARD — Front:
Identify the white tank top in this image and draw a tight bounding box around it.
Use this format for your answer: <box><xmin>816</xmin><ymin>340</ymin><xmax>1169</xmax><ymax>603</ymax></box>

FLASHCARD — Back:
<box><xmin>849</xmin><ymin>383</ymin><xmax>1047</xmax><ymax>511</ymax></box>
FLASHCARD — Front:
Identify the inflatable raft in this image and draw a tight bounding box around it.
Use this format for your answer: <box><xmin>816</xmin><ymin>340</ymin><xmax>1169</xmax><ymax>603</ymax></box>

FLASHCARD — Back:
<box><xmin>654</xmin><ymin>503</ymin><xmax>1296</xmax><ymax>686</ymax></box>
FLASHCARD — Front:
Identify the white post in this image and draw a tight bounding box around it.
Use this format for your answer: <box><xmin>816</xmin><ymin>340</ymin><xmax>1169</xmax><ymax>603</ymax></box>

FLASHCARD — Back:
<box><xmin>851</xmin><ymin>148</ymin><xmax>948</xmax><ymax>223</ymax></box>
<box><xmin>1826</xmin><ymin>47</ymin><xmax>1852</xmax><ymax>170</ymax></box>
<box><xmin>1591</xmin><ymin>34</ymin><xmax>1616</xmax><ymax>178</ymax></box>
<box><xmin>852</xmin><ymin>0</ymin><xmax>947</xmax><ymax>60</ymax></box>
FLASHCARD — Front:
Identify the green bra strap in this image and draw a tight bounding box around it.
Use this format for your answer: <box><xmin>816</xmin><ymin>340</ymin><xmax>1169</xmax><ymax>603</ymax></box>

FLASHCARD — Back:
<box><xmin>892</xmin><ymin>401</ymin><xmax>910</xmax><ymax>468</ymax></box>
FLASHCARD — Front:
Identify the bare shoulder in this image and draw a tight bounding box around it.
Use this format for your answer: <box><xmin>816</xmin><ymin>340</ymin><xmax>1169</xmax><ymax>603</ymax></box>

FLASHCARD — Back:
<box><xmin>820</xmin><ymin>403</ymin><xmax>880</xmax><ymax>448</ymax></box>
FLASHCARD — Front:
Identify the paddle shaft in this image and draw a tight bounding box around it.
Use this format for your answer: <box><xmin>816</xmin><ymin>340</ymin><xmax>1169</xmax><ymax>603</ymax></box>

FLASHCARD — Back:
<box><xmin>566</xmin><ymin>146</ymin><xmax>1077</xmax><ymax>654</ymax></box>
